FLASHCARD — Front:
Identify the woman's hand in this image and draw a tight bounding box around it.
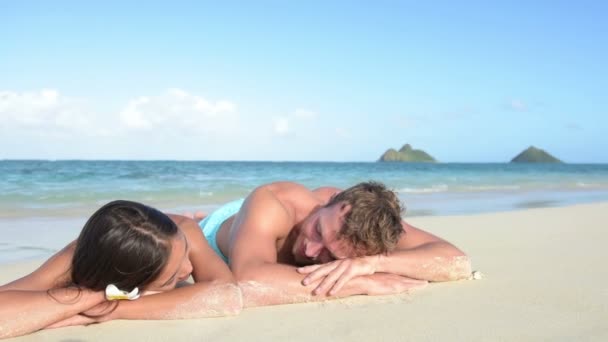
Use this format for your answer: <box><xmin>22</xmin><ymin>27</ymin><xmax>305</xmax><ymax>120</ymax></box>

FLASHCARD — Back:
<box><xmin>46</xmin><ymin>299</ymin><xmax>116</xmax><ymax>329</ymax></box>
<box><xmin>46</xmin><ymin>314</ymin><xmax>98</xmax><ymax>329</ymax></box>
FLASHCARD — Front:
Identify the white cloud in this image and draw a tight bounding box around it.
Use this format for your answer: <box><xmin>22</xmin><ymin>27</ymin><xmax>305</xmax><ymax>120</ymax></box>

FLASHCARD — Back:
<box><xmin>215</xmin><ymin>101</ymin><xmax>236</xmax><ymax>113</ymax></box>
<box><xmin>0</xmin><ymin>89</ymin><xmax>93</xmax><ymax>130</ymax></box>
<box><xmin>40</xmin><ymin>89</ymin><xmax>59</xmax><ymax>102</ymax></box>
<box><xmin>120</xmin><ymin>96</ymin><xmax>152</xmax><ymax>129</ymax></box>
<box><xmin>271</xmin><ymin>108</ymin><xmax>318</xmax><ymax>137</ymax></box>
<box><xmin>293</xmin><ymin>108</ymin><xmax>317</xmax><ymax>120</ymax></box>
<box><xmin>0</xmin><ymin>89</ymin><xmax>339</xmax><ymax>160</ymax></box>
<box><xmin>273</xmin><ymin>117</ymin><xmax>289</xmax><ymax>135</ymax></box>
<box><xmin>119</xmin><ymin>88</ymin><xmax>237</xmax><ymax>130</ymax></box>
<box><xmin>335</xmin><ymin>127</ymin><xmax>350</xmax><ymax>138</ymax></box>
<box><xmin>0</xmin><ymin>88</ymin><xmax>239</xmax><ymax>138</ymax></box>
<box><xmin>507</xmin><ymin>99</ymin><xmax>528</xmax><ymax>112</ymax></box>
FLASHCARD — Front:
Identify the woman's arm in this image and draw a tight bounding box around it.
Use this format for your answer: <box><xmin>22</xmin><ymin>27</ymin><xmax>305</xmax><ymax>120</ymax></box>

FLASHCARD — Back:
<box><xmin>0</xmin><ymin>287</ymin><xmax>104</xmax><ymax>339</ymax></box>
<box><xmin>0</xmin><ymin>241</ymin><xmax>86</xmax><ymax>338</ymax></box>
<box><xmin>99</xmin><ymin>281</ymin><xmax>241</xmax><ymax>321</ymax></box>
<box><xmin>0</xmin><ymin>241</ymin><xmax>75</xmax><ymax>292</ymax></box>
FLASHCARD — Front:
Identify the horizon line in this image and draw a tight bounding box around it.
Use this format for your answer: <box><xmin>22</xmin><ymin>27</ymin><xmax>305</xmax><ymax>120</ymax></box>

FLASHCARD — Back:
<box><xmin>1</xmin><ymin>159</ymin><xmax>607</xmax><ymax>165</ymax></box>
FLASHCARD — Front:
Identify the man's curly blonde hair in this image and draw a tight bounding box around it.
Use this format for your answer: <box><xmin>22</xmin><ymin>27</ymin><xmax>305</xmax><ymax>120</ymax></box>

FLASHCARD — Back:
<box><xmin>325</xmin><ymin>181</ymin><xmax>404</xmax><ymax>255</ymax></box>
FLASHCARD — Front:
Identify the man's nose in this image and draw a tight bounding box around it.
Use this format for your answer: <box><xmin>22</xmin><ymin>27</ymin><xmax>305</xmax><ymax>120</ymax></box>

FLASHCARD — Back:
<box><xmin>305</xmin><ymin>241</ymin><xmax>323</xmax><ymax>259</ymax></box>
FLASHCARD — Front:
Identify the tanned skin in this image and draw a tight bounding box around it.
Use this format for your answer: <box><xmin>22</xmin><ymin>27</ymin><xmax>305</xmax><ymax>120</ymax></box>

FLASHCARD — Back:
<box><xmin>212</xmin><ymin>181</ymin><xmax>471</xmax><ymax>307</ymax></box>
<box><xmin>0</xmin><ymin>215</ymin><xmax>240</xmax><ymax>338</ymax></box>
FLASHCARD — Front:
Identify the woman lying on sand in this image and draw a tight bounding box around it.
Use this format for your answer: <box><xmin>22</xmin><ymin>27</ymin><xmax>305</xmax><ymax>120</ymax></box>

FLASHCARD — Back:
<box><xmin>0</xmin><ymin>200</ymin><xmax>241</xmax><ymax>339</ymax></box>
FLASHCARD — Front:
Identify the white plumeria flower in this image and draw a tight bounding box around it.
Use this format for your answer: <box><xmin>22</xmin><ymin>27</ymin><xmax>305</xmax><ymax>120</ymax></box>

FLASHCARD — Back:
<box><xmin>105</xmin><ymin>284</ymin><xmax>141</xmax><ymax>301</ymax></box>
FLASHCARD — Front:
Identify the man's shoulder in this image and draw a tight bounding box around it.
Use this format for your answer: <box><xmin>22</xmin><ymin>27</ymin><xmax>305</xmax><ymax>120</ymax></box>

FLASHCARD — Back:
<box><xmin>258</xmin><ymin>181</ymin><xmax>311</xmax><ymax>192</ymax></box>
<box><xmin>312</xmin><ymin>186</ymin><xmax>342</xmax><ymax>203</ymax></box>
<box><xmin>252</xmin><ymin>181</ymin><xmax>320</xmax><ymax>222</ymax></box>
<box><xmin>256</xmin><ymin>182</ymin><xmax>317</xmax><ymax>203</ymax></box>
<box><xmin>234</xmin><ymin>183</ymin><xmax>303</xmax><ymax>238</ymax></box>
<box><xmin>247</xmin><ymin>182</ymin><xmax>308</xmax><ymax>217</ymax></box>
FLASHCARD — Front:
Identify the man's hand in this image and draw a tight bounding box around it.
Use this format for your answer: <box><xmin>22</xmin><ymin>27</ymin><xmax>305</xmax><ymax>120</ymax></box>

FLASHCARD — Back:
<box><xmin>297</xmin><ymin>256</ymin><xmax>381</xmax><ymax>296</ymax></box>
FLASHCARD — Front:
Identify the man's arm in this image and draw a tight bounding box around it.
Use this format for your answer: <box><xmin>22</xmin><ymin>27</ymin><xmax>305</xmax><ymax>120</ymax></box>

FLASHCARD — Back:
<box><xmin>374</xmin><ymin>221</ymin><xmax>472</xmax><ymax>281</ymax></box>
<box><xmin>299</xmin><ymin>220</ymin><xmax>472</xmax><ymax>295</ymax></box>
<box><xmin>229</xmin><ymin>185</ymin><xmax>316</xmax><ymax>306</ymax></box>
<box><xmin>229</xmin><ymin>186</ymin><xmax>425</xmax><ymax>307</ymax></box>
<box><xmin>237</xmin><ymin>262</ymin><xmax>426</xmax><ymax>307</ymax></box>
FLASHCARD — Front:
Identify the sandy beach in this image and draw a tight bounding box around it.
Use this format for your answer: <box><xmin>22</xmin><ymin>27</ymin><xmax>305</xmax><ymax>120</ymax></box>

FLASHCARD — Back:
<box><xmin>2</xmin><ymin>202</ymin><xmax>607</xmax><ymax>341</ymax></box>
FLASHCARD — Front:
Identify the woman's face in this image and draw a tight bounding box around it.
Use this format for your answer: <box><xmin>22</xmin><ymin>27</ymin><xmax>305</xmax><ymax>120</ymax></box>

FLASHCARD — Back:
<box><xmin>145</xmin><ymin>231</ymin><xmax>193</xmax><ymax>292</ymax></box>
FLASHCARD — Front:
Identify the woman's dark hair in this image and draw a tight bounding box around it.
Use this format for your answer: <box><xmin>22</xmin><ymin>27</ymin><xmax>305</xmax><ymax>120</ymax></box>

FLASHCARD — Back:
<box><xmin>71</xmin><ymin>200</ymin><xmax>178</xmax><ymax>292</ymax></box>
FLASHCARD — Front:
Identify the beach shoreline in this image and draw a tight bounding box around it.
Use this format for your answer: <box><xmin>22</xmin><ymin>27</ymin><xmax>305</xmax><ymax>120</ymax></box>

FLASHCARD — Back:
<box><xmin>2</xmin><ymin>202</ymin><xmax>607</xmax><ymax>341</ymax></box>
<box><xmin>2</xmin><ymin>196</ymin><xmax>607</xmax><ymax>265</ymax></box>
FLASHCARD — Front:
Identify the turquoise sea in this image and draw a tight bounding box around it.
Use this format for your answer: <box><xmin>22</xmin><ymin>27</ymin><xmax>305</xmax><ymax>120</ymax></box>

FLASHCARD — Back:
<box><xmin>1</xmin><ymin>160</ymin><xmax>608</xmax><ymax>263</ymax></box>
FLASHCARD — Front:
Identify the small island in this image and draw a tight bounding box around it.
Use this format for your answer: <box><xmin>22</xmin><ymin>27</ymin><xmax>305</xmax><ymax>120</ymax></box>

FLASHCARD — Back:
<box><xmin>378</xmin><ymin>144</ymin><xmax>436</xmax><ymax>162</ymax></box>
<box><xmin>510</xmin><ymin>146</ymin><xmax>562</xmax><ymax>163</ymax></box>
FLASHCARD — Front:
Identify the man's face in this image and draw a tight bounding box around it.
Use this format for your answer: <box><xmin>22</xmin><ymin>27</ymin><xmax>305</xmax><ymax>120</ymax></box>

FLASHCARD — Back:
<box><xmin>292</xmin><ymin>202</ymin><xmax>356</xmax><ymax>266</ymax></box>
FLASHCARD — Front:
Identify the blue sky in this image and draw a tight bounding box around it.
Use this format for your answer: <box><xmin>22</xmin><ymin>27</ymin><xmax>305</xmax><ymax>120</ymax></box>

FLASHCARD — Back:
<box><xmin>1</xmin><ymin>1</ymin><xmax>606</xmax><ymax>162</ymax></box>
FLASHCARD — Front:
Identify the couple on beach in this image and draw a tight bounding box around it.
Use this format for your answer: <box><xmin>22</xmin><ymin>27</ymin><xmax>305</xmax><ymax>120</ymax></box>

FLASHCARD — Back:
<box><xmin>0</xmin><ymin>181</ymin><xmax>471</xmax><ymax>338</ymax></box>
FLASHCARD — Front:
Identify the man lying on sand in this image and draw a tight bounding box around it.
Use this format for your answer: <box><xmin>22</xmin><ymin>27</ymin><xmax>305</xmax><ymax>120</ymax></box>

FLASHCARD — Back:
<box><xmin>197</xmin><ymin>181</ymin><xmax>472</xmax><ymax>306</ymax></box>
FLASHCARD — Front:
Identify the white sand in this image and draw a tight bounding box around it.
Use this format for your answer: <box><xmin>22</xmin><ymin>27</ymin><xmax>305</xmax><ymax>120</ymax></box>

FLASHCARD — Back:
<box><xmin>2</xmin><ymin>202</ymin><xmax>607</xmax><ymax>341</ymax></box>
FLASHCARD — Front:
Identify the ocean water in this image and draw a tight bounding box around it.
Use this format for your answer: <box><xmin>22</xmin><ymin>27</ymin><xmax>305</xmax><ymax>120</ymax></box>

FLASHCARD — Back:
<box><xmin>2</xmin><ymin>160</ymin><xmax>608</xmax><ymax>217</ymax></box>
<box><xmin>1</xmin><ymin>160</ymin><xmax>608</xmax><ymax>263</ymax></box>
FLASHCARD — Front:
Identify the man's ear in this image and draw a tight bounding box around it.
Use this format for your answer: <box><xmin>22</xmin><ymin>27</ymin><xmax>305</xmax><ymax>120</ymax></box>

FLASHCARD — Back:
<box><xmin>339</xmin><ymin>202</ymin><xmax>352</xmax><ymax>214</ymax></box>
<box><xmin>329</xmin><ymin>191</ymin><xmax>339</xmax><ymax>201</ymax></box>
